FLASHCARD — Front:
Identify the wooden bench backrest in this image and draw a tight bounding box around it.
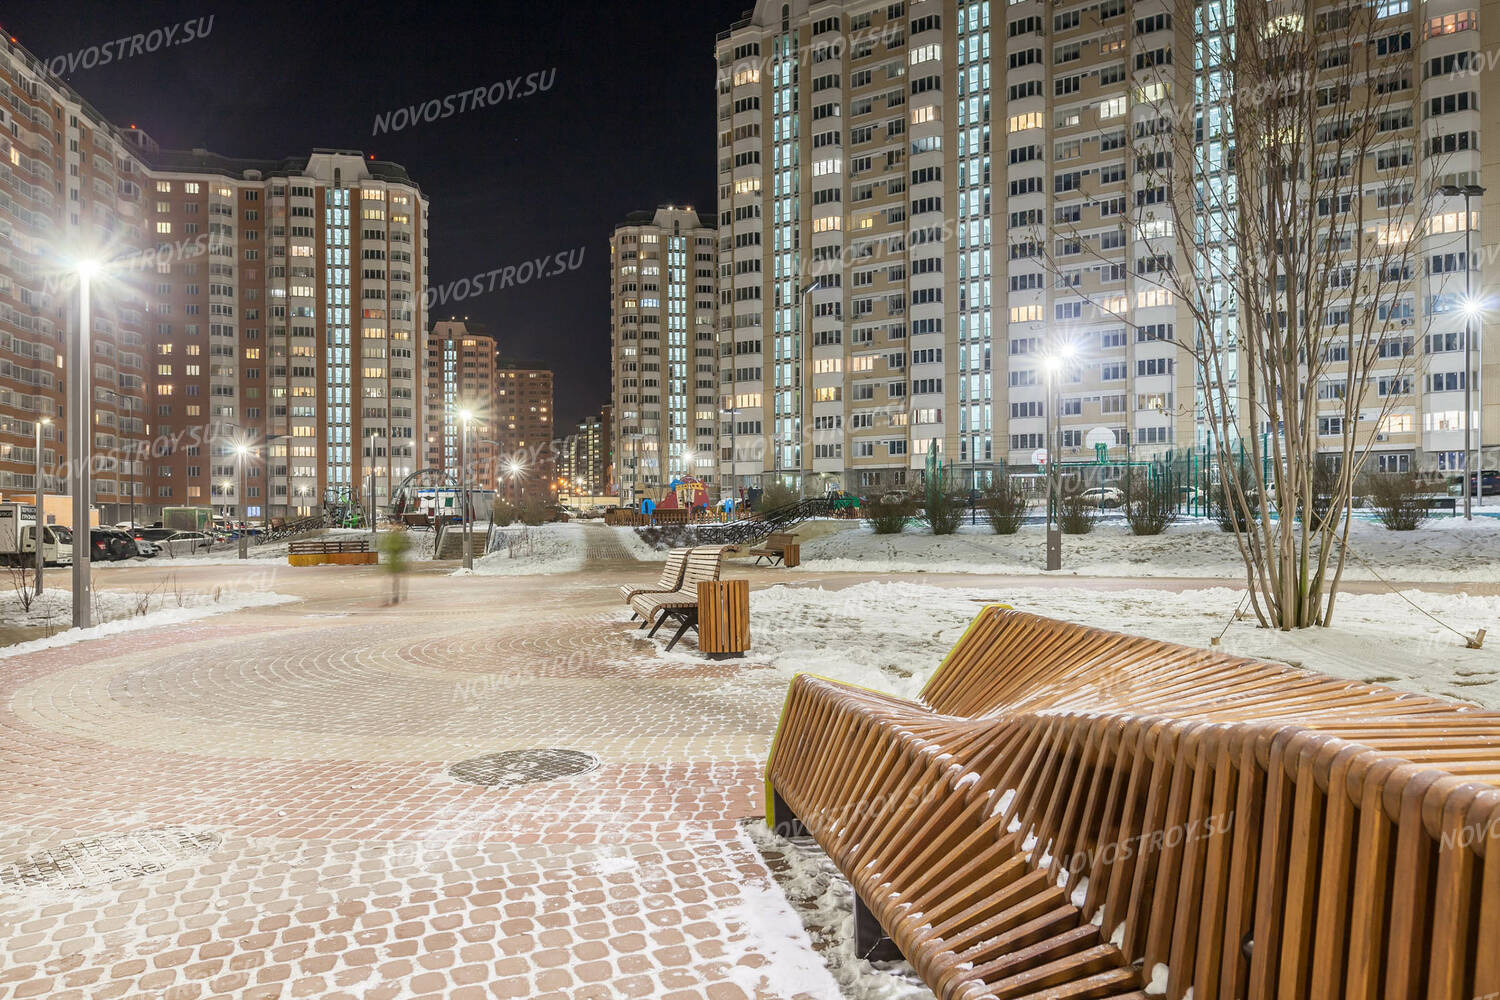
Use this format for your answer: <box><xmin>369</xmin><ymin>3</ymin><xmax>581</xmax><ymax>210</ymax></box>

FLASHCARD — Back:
<box><xmin>680</xmin><ymin>546</ymin><xmax>725</xmax><ymax>587</ymax></box>
<box><xmin>765</xmin><ymin>532</ymin><xmax>795</xmax><ymax>547</ymax></box>
<box><xmin>656</xmin><ymin>548</ymin><xmax>689</xmax><ymax>590</ymax></box>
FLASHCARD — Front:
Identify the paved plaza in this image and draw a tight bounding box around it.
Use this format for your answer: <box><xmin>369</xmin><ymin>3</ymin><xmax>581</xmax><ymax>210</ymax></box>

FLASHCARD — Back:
<box><xmin>0</xmin><ymin>536</ymin><xmax>818</xmax><ymax>1000</ymax></box>
<box><xmin>3</xmin><ymin>526</ymin><xmax>1497</xmax><ymax>1000</ymax></box>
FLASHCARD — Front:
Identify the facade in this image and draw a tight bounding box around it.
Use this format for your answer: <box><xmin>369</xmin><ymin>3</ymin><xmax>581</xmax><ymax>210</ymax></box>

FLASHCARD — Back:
<box><xmin>0</xmin><ymin>33</ymin><xmax>428</xmax><ymax>525</ymax></box>
<box><xmin>495</xmin><ymin>364</ymin><xmax>555</xmax><ymax>502</ymax></box>
<box><xmin>714</xmin><ymin>0</ymin><xmax>1500</xmax><ymax>492</ymax></box>
<box><xmin>609</xmin><ymin>207</ymin><xmax>719</xmax><ymax>504</ymax></box>
<box><xmin>559</xmin><ymin>410</ymin><xmax>611</xmax><ymax>500</ymax></box>
<box><xmin>425</xmin><ymin>319</ymin><xmax>500</xmax><ymax>491</ymax></box>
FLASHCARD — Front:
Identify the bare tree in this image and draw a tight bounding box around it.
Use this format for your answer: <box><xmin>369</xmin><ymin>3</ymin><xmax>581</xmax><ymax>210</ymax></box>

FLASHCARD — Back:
<box><xmin>1037</xmin><ymin>0</ymin><xmax>1448</xmax><ymax>628</ymax></box>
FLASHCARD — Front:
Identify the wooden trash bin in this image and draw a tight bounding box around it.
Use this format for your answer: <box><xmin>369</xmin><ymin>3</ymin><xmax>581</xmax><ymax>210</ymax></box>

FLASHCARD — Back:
<box><xmin>782</xmin><ymin>543</ymin><xmax>800</xmax><ymax>568</ymax></box>
<box><xmin>696</xmin><ymin>579</ymin><xmax>750</xmax><ymax>657</ymax></box>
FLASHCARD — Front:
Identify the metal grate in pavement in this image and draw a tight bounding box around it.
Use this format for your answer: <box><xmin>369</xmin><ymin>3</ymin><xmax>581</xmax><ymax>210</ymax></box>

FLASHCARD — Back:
<box><xmin>446</xmin><ymin>748</ymin><xmax>599</xmax><ymax>787</ymax></box>
<box><xmin>0</xmin><ymin>828</ymin><xmax>221</xmax><ymax>894</ymax></box>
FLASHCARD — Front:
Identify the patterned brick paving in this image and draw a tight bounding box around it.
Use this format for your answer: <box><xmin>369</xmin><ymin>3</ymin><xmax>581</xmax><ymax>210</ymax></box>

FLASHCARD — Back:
<box><xmin>0</xmin><ymin>546</ymin><xmax>824</xmax><ymax>999</ymax></box>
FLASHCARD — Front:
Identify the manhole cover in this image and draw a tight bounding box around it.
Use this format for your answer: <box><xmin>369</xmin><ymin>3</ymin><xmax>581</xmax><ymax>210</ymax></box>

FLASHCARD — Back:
<box><xmin>0</xmin><ymin>827</ymin><xmax>221</xmax><ymax>894</ymax></box>
<box><xmin>447</xmin><ymin>749</ymin><xmax>599</xmax><ymax>787</ymax></box>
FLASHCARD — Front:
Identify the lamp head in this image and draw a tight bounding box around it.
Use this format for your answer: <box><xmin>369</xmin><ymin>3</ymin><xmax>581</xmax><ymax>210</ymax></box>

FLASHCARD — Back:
<box><xmin>39</xmin><ymin>417</ymin><xmax>51</xmax><ymax>426</ymax></box>
<box><xmin>1463</xmin><ymin>297</ymin><xmax>1483</xmax><ymax>319</ymax></box>
<box><xmin>76</xmin><ymin>259</ymin><xmax>101</xmax><ymax>279</ymax></box>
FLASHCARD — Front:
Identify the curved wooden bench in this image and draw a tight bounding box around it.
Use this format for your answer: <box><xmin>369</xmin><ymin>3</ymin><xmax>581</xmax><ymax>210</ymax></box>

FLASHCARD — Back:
<box><xmin>766</xmin><ymin>605</ymin><xmax>1500</xmax><ymax>1000</ymax></box>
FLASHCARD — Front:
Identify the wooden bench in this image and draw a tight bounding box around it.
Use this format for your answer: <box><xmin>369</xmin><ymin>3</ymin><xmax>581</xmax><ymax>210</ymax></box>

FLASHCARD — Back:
<box><xmin>288</xmin><ymin>538</ymin><xmax>377</xmax><ymax>566</ymax></box>
<box><xmin>748</xmin><ymin>531</ymin><xmax>798</xmax><ymax>567</ymax></box>
<box><xmin>620</xmin><ymin>547</ymin><xmax>689</xmax><ymax>613</ymax></box>
<box><xmin>628</xmin><ymin>546</ymin><xmax>727</xmax><ymax>651</ymax></box>
<box><xmin>766</xmin><ymin>605</ymin><xmax>1500</xmax><ymax>1000</ymax></box>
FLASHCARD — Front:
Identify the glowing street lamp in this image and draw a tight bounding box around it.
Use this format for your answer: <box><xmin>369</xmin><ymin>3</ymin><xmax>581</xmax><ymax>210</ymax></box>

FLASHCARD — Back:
<box><xmin>69</xmin><ymin>258</ymin><xmax>101</xmax><ymax>628</ymax></box>
<box><xmin>233</xmin><ymin>444</ymin><xmax>252</xmax><ymax>558</ymax></box>
<box><xmin>1042</xmin><ymin>343</ymin><xmax>1079</xmax><ymax>571</ymax></box>
<box><xmin>34</xmin><ymin>416</ymin><xmax>51</xmax><ymax>594</ymax></box>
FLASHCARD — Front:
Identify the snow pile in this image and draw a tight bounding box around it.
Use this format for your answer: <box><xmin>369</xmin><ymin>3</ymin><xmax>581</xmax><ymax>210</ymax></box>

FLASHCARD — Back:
<box><xmin>740</xmin><ymin>822</ymin><xmax>935</xmax><ymax>1000</ymax></box>
<box><xmin>453</xmin><ymin>522</ymin><xmax>587</xmax><ymax>576</ymax></box>
<box><xmin>0</xmin><ymin>589</ymin><xmax>298</xmax><ymax>658</ymax></box>
<box><xmin>794</xmin><ymin>517</ymin><xmax>1500</xmax><ymax>582</ymax></box>
<box><xmin>738</xmin><ymin>581</ymin><xmax>1500</xmax><ymax>708</ymax></box>
<box><xmin>611</xmin><ymin>526</ymin><xmax>668</xmax><ymax>561</ymax></box>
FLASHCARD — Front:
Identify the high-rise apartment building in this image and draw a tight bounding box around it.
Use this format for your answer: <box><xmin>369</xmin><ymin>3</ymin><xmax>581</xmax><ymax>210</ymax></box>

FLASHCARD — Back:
<box><xmin>0</xmin><ymin>33</ymin><xmax>428</xmax><ymax>525</ymax></box>
<box><xmin>425</xmin><ymin>319</ymin><xmax>500</xmax><ymax>491</ymax></box>
<box><xmin>559</xmin><ymin>411</ymin><xmax>610</xmax><ymax>499</ymax></box>
<box><xmin>610</xmin><ymin>207</ymin><xmax>719</xmax><ymax>503</ymax></box>
<box><xmin>715</xmin><ymin>0</ymin><xmax>1499</xmax><ymax>490</ymax></box>
<box><xmin>495</xmin><ymin>364</ymin><xmax>555</xmax><ymax>501</ymax></box>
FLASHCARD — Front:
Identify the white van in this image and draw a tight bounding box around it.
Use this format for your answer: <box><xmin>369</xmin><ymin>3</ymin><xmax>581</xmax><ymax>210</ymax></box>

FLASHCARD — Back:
<box><xmin>0</xmin><ymin>504</ymin><xmax>73</xmax><ymax>566</ymax></box>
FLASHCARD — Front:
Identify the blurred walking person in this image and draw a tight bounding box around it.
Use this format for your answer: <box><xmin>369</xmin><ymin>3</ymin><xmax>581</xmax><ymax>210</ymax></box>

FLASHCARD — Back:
<box><xmin>379</xmin><ymin>525</ymin><xmax>411</xmax><ymax>605</ymax></box>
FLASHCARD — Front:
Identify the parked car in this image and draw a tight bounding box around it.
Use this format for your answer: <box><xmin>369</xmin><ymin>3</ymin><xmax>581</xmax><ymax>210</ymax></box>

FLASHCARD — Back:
<box><xmin>161</xmin><ymin>530</ymin><xmax>215</xmax><ymax>553</ymax></box>
<box><xmin>88</xmin><ymin>528</ymin><xmax>136</xmax><ymax>561</ymax></box>
<box><xmin>1077</xmin><ymin>486</ymin><xmax>1126</xmax><ymax>509</ymax></box>
<box><xmin>133</xmin><ymin>527</ymin><xmax>177</xmax><ymax>543</ymax></box>
<box><xmin>131</xmin><ymin>536</ymin><xmax>160</xmax><ymax>558</ymax></box>
<box><xmin>1451</xmin><ymin>471</ymin><xmax>1500</xmax><ymax>497</ymax></box>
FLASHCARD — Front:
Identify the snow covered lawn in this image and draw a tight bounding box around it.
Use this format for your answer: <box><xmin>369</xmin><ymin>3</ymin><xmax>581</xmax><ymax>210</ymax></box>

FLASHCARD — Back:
<box><xmin>454</xmin><ymin>522</ymin><xmax>587</xmax><ymax>576</ymax></box>
<box><xmin>727</xmin><ymin>580</ymin><xmax>1500</xmax><ymax>708</ymax></box>
<box><xmin>795</xmin><ymin>516</ymin><xmax>1500</xmax><ymax>582</ymax></box>
<box><xmin>0</xmin><ymin>588</ymin><xmax>298</xmax><ymax>658</ymax></box>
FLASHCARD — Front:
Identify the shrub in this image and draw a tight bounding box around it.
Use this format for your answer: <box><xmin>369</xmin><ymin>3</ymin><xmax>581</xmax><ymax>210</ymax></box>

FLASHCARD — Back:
<box><xmin>490</xmin><ymin>498</ymin><xmax>518</xmax><ymax>526</ymax></box>
<box><xmin>520</xmin><ymin>496</ymin><xmax>549</xmax><ymax>526</ymax></box>
<box><xmin>1123</xmin><ymin>473</ymin><xmax>1179</xmax><ymax>536</ymax></box>
<box><xmin>1057</xmin><ymin>492</ymin><xmax>1096</xmax><ymax>534</ymax></box>
<box><xmin>758</xmin><ymin>481</ymin><xmax>798</xmax><ymax>513</ymax></box>
<box><xmin>923</xmin><ymin>490</ymin><xmax>966</xmax><ymax>536</ymax></box>
<box><xmin>980</xmin><ymin>480</ymin><xmax>1029</xmax><ymax>534</ymax></box>
<box><xmin>1366</xmin><ymin>471</ymin><xmax>1431</xmax><ymax>531</ymax></box>
<box><xmin>864</xmin><ymin>497</ymin><xmax>914</xmax><ymax>534</ymax></box>
<box><xmin>636</xmin><ymin>525</ymin><xmax>700</xmax><ymax>549</ymax></box>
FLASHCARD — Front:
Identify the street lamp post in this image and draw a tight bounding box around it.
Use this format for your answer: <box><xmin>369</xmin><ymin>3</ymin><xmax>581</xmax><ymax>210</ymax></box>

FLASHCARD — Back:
<box><xmin>459</xmin><ymin>411</ymin><xmax>474</xmax><ymax>571</ymax></box>
<box><xmin>235</xmin><ymin>445</ymin><xmax>249</xmax><ymax>559</ymax></box>
<box><xmin>70</xmin><ymin>261</ymin><xmax>97</xmax><ymax>629</ymax></box>
<box><xmin>367</xmin><ymin>433</ymin><xmax>382</xmax><ymax>534</ymax></box>
<box><xmin>34</xmin><ymin>416</ymin><xmax>51</xmax><ymax>594</ymax></box>
<box><xmin>1441</xmin><ymin>183</ymin><xmax>1486</xmax><ymax>518</ymax></box>
<box><xmin>1043</xmin><ymin>344</ymin><xmax>1077</xmax><ymax>571</ymax></box>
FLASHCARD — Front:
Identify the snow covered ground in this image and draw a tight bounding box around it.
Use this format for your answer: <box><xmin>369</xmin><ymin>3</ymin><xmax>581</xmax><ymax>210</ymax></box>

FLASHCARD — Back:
<box><xmin>611</xmin><ymin>525</ymin><xmax>669</xmax><ymax>561</ymax></box>
<box><xmin>0</xmin><ymin>588</ymin><xmax>297</xmax><ymax>658</ymax></box>
<box><xmin>794</xmin><ymin>516</ymin><xmax>1500</xmax><ymax>582</ymax></box>
<box><xmin>454</xmin><ymin>522</ymin><xmax>588</xmax><ymax>576</ymax></box>
<box><xmin>728</xmin><ymin>580</ymin><xmax>1500</xmax><ymax>708</ymax></box>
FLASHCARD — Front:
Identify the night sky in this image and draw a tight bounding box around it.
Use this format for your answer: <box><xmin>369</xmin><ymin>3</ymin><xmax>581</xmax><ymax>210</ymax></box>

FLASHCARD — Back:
<box><xmin>7</xmin><ymin>1</ymin><xmax>752</xmax><ymax>427</ymax></box>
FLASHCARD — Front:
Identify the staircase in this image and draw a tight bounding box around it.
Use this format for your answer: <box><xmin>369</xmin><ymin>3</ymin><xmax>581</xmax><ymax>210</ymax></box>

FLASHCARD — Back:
<box><xmin>262</xmin><ymin>513</ymin><xmax>328</xmax><ymax>544</ymax></box>
<box><xmin>694</xmin><ymin>496</ymin><xmax>833</xmax><ymax>546</ymax></box>
<box><xmin>435</xmin><ymin>523</ymin><xmax>488</xmax><ymax>560</ymax></box>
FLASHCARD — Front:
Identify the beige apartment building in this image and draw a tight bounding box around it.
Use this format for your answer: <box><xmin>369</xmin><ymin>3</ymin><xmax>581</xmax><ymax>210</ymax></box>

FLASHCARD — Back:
<box><xmin>609</xmin><ymin>207</ymin><xmax>719</xmax><ymax>504</ymax></box>
<box><xmin>425</xmin><ymin>319</ymin><xmax>500</xmax><ymax>491</ymax></box>
<box><xmin>495</xmin><ymin>364</ymin><xmax>555</xmax><ymax>502</ymax></box>
<box><xmin>0</xmin><ymin>33</ymin><xmax>428</xmax><ymax>525</ymax></box>
<box><xmin>714</xmin><ymin>0</ymin><xmax>1500</xmax><ymax>493</ymax></box>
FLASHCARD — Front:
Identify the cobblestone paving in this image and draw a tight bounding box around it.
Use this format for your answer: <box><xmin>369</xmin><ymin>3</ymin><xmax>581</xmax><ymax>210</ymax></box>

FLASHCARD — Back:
<box><xmin>0</xmin><ymin>543</ymin><xmax>819</xmax><ymax>999</ymax></box>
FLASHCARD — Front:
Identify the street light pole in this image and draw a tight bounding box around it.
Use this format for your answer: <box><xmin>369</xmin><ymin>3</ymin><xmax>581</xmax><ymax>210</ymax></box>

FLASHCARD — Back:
<box><xmin>71</xmin><ymin>263</ymin><xmax>96</xmax><ymax>629</ymax></box>
<box><xmin>1441</xmin><ymin>183</ymin><xmax>1486</xmax><ymax>518</ymax></box>
<box><xmin>35</xmin><ymin>416</ymin><xmax>50</xmax><ymax>594</ymax></box>
<box><xmin>459</xmin><ymin>411</ymin><xmax>473</xmax><ymax>570</ymax></box>
<box><xmin>368</xmin><ymin>433</ymin><xmax>381</xmax><ymax>533</ymax></box>
<box><xmin>236</xmin><ymin>445</ymin><xmax>249</xmax><ymax>559</ymax></box>
<box><xmin>1046</xmin><ymin>358</ymin><xmax>1061</xmax><ymax>571</ymax></box>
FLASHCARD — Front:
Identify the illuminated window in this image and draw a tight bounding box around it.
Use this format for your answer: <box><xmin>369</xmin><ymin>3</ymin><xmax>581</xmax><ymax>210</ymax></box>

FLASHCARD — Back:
<box><xmin>814</xmin><ymin>358</ymin><xmax>844</xmax><ymax>374</ymax></box>
<box><xmin>156</xmin><ymin>181</ymin><xmax>172</xmax><ymax>193</ymax></box>
<box><xmin>815</xmin><ymin>386</ymin><xmax>842</xmax><ymax>402</ymax></box>
<box><xmin>812</xmin><ymin>215</ymin><xmax>843</xmax><ymax>233</ymax></box>
<box><xmin>156</xmin><ymin>222</ymin><xmax>172</xmax><ymax>234</ymax></box>
<box><xmin>1099</xmin><ymin>97</ymin><xmax>1127</xmax><ymax>119</ymax></box>
<box><xmin>1007</xmin><ymin>111</ymin><xmax>1043</xmax><ymax>132</ymax></box>
<box><xmin>1010</xmin><ymin>305</ymin><xmax>1044</xmax><ymax>323</ymax></box>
